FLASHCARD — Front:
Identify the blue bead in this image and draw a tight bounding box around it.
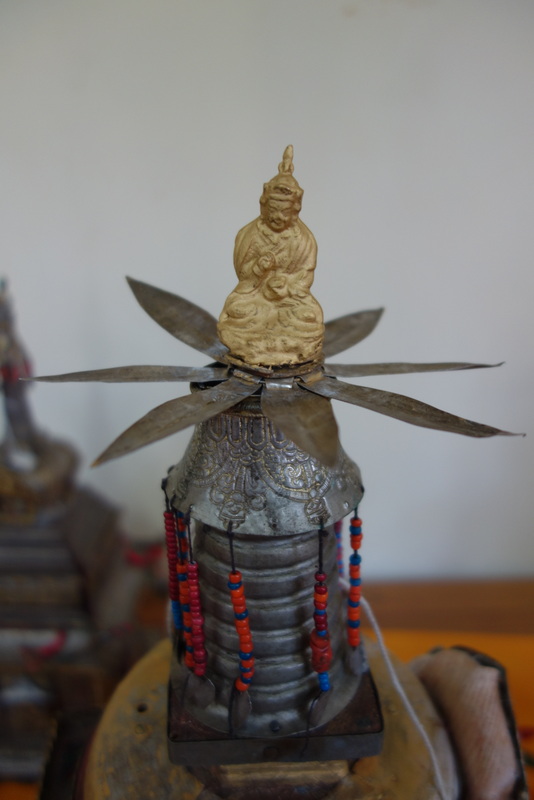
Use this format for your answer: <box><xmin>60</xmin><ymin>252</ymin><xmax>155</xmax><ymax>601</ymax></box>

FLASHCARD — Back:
<box><xmin>227</xmin><ymin>581</ymin><xmax>242</xmax><ymax>590</ymax></box>
<box><xmin>348</xmin><ymin>619</ymin><xmax>361</xmax><ymax>629</ymax></box>
<box><xmin>185</xmin><ymin>645</ymin><xmax>193</xmax><ymax>653</ymax></box>
<box><xmin>240</xmin><ymin>676</ymin><xmax>252</xmax><ymax>684</ymax></box>
<box><xmin>316</xmin><ymin>629</ymin><xmax>327</xmax><ymax>637</ymax></box>
<box><xmin>171</xmin><ymin>600</ymin><xmax>182</xmax><ymax>629</ymax></box>
<box><xmin>349</xmin><ymin>525</ymin><xmax>361</xmax><ymax>535</ymax></box>
<box><xmin>234</xmin><ymin>610</ymin><xmax>249</xmax><ymax>620</ymax></box>
<box><xmin>314</xmin><ymin>609</ymin><xmax>326</xmax><ymax>616</ymax></box>
<box><xmin>347</xmin><ymin>599</ymin><xmax>360</xmax><ymax>608</ymax></box>
<box><xmin>178</xmin><ymin>573</ymin><xmax>187</xmax><ymax>581</ymax></box>
<box><xmin>318</xmin><ymin>672</ymin><xmax>331</xmax><ymax>691</ymax></box>
<box><xmin>350</xmin><ymin>553</ymin><xmax>362</xmax><ymax>565</ymax></box>
<box><xmin>183</xmin><ymin>625</ymin><xmax>192</xmax><ymax>633</ymax></box>
<box><xmin>349</xmin><ymin>578</ymin><xmax>362</xmax><ymax>586</ymax></box>
<box><xmin>182</xmin><ymin>604</ymin><xmax>190</xmax><ymax>612</ymax></box>
<box><xmin>239</xmin><ymin>650</ymin><xmax>254</xmax><ymax>660</ymax></box>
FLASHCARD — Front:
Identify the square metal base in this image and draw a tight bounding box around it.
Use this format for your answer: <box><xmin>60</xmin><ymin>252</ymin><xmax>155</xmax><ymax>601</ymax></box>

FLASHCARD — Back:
<box><xmin>168</xmin><ymin>668</ymin><xmax>383</xmax><ymax>766</ymax></box>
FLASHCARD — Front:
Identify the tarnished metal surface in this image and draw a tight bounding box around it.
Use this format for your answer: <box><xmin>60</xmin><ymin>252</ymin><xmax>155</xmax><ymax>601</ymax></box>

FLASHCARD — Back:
<box><xmin>322</xmin><ymin>308</ymin><xmax>384</xmax><ymax>357</ymax></box>
<box><xmin>168</xmin><ymin>523</ymin><xmax>360</xmax><ymax>739</ymax></box>
<box><xmin>31</xmin><ymin>365</ymin><xmax>229</xmax><ymax>383</ymax></box>
<box><xmin>93</xmin><ymin>377</ymin><xmax>258</xmax><ymax>466</ymax></box>
<box><xmin>165</xmin><ymin>398</ymin><xmax>362</xmax><ymax>534</ymax></box>
<box><xmin>81</xmin><ymin>637</ymin><xmax>458</xmax><ymax>800</ymax></box>
<box><xmin>127</xmin><ymin>276</ymin><xmax>230</xmax><ymax>361</ymax></box>
<box><xmin>323</xmin><ymin>360</ymin><xmax>502</xmax><ymax>378</ymax></box>
<box><xmin>304</xmin><ymin>374</ymin><xmax>516</xmax><ymax>438</ymax></box>
<box><xmin>168</xmin><ymin>659</ymin><xmax>382</xmax><ymax>765</ymax></box>
<box><xmin>33</xmin><ymin>280</ymin><xmax>517</xmax><ymax>469</ymax></box>
<box><xmin>261</xmin><ymin>379</ymin><xmax>339</xmax><ymax>467</ymax></box>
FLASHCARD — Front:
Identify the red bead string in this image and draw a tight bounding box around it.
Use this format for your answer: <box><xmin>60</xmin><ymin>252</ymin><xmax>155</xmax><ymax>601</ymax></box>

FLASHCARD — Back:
<box><xmin>187</xmin><ymin>561</ymin><xmax>207</xmax><ymax>676</ymax></box>
<box><xmin>310</xmin><ymin>527</ymin><xmax>333</xmax><ymax>692</ymax></box>
<box><xmin>347</xmin><ymin>514</ymin><xmax>363</xmax><ymax>648</ymax></box>
<box><xmin>228</xmin><ymin>570</ymin><xmax>255</xmax><ymax>692</ymax></box>
<box><xmin>174</xmin><ymin>514</ymin><xmax>194</xmax><ymax>669</ymax></box>
<box><xmin>164</xmin><ymin>509</ymin><xmax>179</xmax><ymax>604</ymax></box>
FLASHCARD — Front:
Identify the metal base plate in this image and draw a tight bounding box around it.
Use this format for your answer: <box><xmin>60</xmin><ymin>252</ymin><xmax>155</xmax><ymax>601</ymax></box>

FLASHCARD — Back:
<box><xmin>167</xmin><ymin>667</ymin><xmax>383</xmax><ymax>766</ymax></box>
<box><xmin>79</xmin><ymin>638</ymin><xmax>460</xmax><ymax>800</ymax></box>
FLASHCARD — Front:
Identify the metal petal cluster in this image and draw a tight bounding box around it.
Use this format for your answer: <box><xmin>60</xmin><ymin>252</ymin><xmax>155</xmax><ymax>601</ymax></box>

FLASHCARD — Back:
<box><xmin>33</xmin><ymin>278</ymin><xmax>515</xmax><ymax>467</ymax></box>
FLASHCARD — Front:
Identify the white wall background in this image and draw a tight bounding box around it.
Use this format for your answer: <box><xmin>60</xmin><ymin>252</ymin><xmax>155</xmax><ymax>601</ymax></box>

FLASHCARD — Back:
<box><xmin>1</xmin><ymin>0</ymin><xmax>533</xmax><ymax>579</ymax></box>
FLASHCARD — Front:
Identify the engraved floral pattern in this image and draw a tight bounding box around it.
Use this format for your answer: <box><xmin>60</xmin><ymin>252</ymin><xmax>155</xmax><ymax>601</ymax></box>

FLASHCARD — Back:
<box><xmin>170</xmin><ymin>411</ymin><xmax>361</xmax><ymax>529</ymax></box>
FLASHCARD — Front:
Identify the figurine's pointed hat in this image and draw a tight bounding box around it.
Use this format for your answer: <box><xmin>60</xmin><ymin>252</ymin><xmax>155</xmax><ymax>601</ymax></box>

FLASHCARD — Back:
<box><xmin>261</xmin><ymin>145</ymin><xmax>303</xmax><ymax>204</ymax></box>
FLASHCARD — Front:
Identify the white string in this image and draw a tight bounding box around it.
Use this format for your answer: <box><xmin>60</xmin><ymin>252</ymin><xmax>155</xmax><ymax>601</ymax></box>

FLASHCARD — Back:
<box><xmin>341</xmin><ymin>578</ymin><xmax>449</xmax><ymax>800</ymax></box>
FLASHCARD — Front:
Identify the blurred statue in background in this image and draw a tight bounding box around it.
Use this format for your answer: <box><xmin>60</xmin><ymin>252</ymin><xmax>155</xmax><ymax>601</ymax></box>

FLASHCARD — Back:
<box><xmin>0</xmin><ymin>279</ymin><xmax>42</xmax><ymax>464</ymax></box>
<box><xmin>0</xmin><ymin>280</ymin><xmax>77</xmax><ymax>518</ymax></box>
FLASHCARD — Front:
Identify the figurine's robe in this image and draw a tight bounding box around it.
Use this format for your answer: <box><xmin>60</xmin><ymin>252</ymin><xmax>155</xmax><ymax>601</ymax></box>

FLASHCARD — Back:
<box><xmin>218</xmin><ymin>218</ymin><xmax>324</xmax><ymax>367</ymax></box>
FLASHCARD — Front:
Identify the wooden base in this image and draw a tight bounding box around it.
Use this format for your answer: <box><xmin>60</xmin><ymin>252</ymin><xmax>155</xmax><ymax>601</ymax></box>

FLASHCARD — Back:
<box><xmin>80</xmin><ymin>637</ymin><xmax>458</xmax><ymax>800</ymax></box>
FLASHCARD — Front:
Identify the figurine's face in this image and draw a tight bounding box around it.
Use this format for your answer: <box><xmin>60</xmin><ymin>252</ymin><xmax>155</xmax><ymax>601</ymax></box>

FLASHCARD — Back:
<box><xmin>261</xmin><ymin>195</ymin><xmax>299</xmax><ymax>232</ymax></box>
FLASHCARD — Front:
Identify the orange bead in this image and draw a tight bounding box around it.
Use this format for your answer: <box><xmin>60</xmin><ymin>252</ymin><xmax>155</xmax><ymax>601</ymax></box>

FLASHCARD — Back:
<box><xmin>239</xmin><ymin>633</ymin><xmax>252</xmax><ymax>645</ymax></box>
<box><xmin>230</xmin><ymin>585</ymin><xmax>245</xmax><ymax>599</ymax></box>
<box><xmin>185</xmin><ymin>652</ymin><xmax>195</xmax><ymax>668</ymax></box>
<box><xmin>348</xmin><ymin>607</ymin><xmax>360</xmax><ymax>621</ymax></box>
<box><xmin>235</xmin><ymin>678</ymin><xmax>249</xmax><ymax>692</ymax></box>
<box><xmin>240</xmin><ymin>641</ymin><xmax>253</xmax><ymax>653</ymax></box>
<box><xmin>229</xmin><ymin>570</ymin><xmax>242</xmax><ymax>582</ymax></box>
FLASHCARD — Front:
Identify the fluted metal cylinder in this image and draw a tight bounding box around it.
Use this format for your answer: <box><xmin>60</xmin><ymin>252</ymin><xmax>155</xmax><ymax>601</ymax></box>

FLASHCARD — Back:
<box><xmin>180</xmin><ymin>521</ymin><xmax>359</xmax><ymax>736</ymax></box>
<box><xmin>165</xmin><ymin>394</ymin><xmax>365</xmax><ymax>738</ymax></box>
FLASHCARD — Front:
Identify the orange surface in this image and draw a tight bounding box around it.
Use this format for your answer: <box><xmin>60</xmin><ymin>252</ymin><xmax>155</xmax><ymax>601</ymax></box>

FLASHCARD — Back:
<box><xmin>2</xmin><ymin>629</ymin><xmax>532</xmax><ymax>799</ymax></box>
<box><xmin>0</xmin><ymin>784</ymin><xmax>37</xmax><ymax>800</ymax></box>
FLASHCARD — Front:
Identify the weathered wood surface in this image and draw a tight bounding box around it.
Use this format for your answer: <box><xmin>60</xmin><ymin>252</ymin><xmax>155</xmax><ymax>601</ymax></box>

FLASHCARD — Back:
<box><xmin>82</xmin><ymin>637</ymin><xmax>458</xmax><ymax>799</ymax></box>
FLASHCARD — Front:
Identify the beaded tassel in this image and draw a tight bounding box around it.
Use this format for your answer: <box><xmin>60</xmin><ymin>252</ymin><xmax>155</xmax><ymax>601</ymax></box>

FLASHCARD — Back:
<box><xmin>228</xmin><ymin>569</ymin><xmax>255</xmax><ymax>692</ymax></box>
<box><xmin>175</xmin><ymin>513</ymin><xmax>194</xmax><ymax>669</ymax></box>
<box><xmin>187</xmin><ymin>560</ymin><xmax>208</xmax><ymax>676</ymax></box>
<box><xmin>163</xmin><ymin>503</ymin><xmax>182</xmax><ymax>631</ymax></box>
<box><xmin>347</xmin><ymin>511</ymin><xmax>363</xmax><ymax>648</ymax></box>
<box><xmin>310</xmin><ymin>527</ymin><xmax>333</xmax><ymax>693</ymax></box>
<box><xmin>334</xmin><ymin>519</ymin><xmax>344</xmax><ymax>577</ymax></box>
<box><xmin>177</xmin><ymin>513</ymin><xmax>208</xmax><ymax>675</ymax></box>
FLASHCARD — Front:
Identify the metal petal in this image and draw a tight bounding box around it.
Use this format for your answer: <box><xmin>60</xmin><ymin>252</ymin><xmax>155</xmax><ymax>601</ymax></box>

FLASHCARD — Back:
<box><xmin>29</xmin><ymin>365</ymin><xmax>229</xmax><ymax>383</ymax></box>
<box><xmin>323</xmin><ymin>361</ymin><xmax>503</xmax><ymax>379</ymax></box>
<box><xmin>261</xmin><ymin>380</ymin><xmax>340</xmax><ymax>466</ymax></box>
<box><xmin>303</xmin><ymin>376</ymin><xmax>517</xmax><ymax>438</ymax></box>
<box><xmin>127</xmin><ymin>277</ymin><xmax>230</xmax><ymax>361</ymax></box>
<box><xmin>322</xmin><ymin>308</ymin><xmax>384</xmax><ymax>358</ymax></box>
<box><xmin>93</xmin><ymin>376</ymin><xmax>258</xmax><ymax>465</ymax></box>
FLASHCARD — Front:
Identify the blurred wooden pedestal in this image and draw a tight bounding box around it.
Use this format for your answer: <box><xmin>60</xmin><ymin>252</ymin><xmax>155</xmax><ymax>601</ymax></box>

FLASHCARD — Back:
<box><xmin>2</xmin><ymin>578</ymin><xmax>533</xmax><ymax>799</ymax></box>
